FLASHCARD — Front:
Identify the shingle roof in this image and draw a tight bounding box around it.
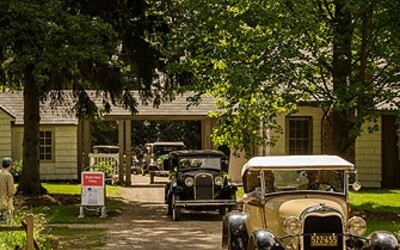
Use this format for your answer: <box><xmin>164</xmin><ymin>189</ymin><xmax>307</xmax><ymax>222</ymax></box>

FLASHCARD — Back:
<box><xmin>0</xmin><ymin>91</ymin><xmax>218</xmax><ymax>125</ymax></box>
<box><xmin>0</xmin><ymin>91</ymin><xmax>78</xmax><ymax>125</ymax></box>
<box><xmin>102</xmin><ymin>93</ymin><xmax>218</xmax><ymax>119</ymax></box>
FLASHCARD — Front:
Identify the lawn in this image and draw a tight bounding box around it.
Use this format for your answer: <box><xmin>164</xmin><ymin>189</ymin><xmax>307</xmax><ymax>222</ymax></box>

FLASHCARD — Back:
<box><xmin>3</xmin><ymin>184</ymin><xmax>399</xmax><ymax>249</ymax></box>
<box><xmin>349</xmin><ymin>189</ymin><xmax>400</xmax><ymax>235</ymax></box>
<box><xmin>0</xmin><ymin>183</ymin><xmax>124</xmax><ymax>250</ymax></box>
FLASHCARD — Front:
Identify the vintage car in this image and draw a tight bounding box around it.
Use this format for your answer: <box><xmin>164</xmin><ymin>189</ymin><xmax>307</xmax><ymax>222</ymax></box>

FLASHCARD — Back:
<box><xmin>164</xmin><ymin>150</ymin><xmax>238</xmax><ymax>221</ymax></box>
<box><xmin>222</xmin><ymin>155</ymin><xmax>399</xmax><ymax>250</ymax></box>
<box><xmin>142</xmin><ymin>141</ymin><xmax>186</xmax><ymax>175</ymax></box>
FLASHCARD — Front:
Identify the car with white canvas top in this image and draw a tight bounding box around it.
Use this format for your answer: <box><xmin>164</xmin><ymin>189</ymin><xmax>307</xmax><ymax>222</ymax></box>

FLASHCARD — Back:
<box><xmin>222</xmin><ymin>155</ymin><xmax>399</xmax><ymax>250</ymax></box>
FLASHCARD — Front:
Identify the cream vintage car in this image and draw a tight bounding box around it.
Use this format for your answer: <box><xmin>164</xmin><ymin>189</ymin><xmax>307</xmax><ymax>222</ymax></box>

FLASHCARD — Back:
<box><xmin>222</xmin><ymin>155</ymin><xmax>399</xmax><ymax>250</ymax></box>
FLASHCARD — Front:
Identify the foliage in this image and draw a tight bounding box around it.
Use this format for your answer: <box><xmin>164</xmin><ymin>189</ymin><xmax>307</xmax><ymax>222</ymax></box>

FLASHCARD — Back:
<box><xmin>0</xmin><ymin>209</ymin><xmax>53</xmax><ymax>250</ymax></box>
<box><xmin>11</xmin><ymin>160</ymin><xmax>23</xmax><ymax>183</ymax></box>
<box><xmin>159</xmin><ymin>0</ymin><xmax>400</xmax><ymax>156</ymax></box>
<box><xmin>91</xmin><ymin>119</ymin><xmax>202</xmax><ymax>149</ymax></box>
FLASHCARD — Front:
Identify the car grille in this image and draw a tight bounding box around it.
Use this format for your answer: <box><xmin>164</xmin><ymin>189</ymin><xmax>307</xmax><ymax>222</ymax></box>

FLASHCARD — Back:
<box><xmin>194</xmin><ymin>173</ymin><xmax>214</xmax><ymax>199</ymax></box>
<box><xmin>303</xmin><ymin>215</ymin><xmax>343</xmax><ymax>250</ymax></box>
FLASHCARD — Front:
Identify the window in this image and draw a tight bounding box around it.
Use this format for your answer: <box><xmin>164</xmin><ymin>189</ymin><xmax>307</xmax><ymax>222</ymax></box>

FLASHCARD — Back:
<box><xmin>286</xmin><ymin>116</ymin><xmax>312</xmax><ymax>155</ymax></box>
<box><xmin>40</xmin><ymin>131</ymin><xmax>53</xmax><ymax>160</ymax></box>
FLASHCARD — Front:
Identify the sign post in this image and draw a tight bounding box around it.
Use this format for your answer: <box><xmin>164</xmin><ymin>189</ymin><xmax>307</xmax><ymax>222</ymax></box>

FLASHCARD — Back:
<box><xmin>79</xmin><ymin>171</ymin><xmax>106</xmax><ymax>218</ymax></box>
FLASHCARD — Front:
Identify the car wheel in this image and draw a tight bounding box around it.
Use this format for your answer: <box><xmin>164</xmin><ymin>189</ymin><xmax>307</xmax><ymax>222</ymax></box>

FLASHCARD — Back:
<box><xmin>166</xmin><ymin>204</ymin><xmax>172</xmax><ymax>215</ymax></box>
<box><xmin>172</xmin><ymin>194</ymin><xmax>181</xmax><ymax>221</ymax></box>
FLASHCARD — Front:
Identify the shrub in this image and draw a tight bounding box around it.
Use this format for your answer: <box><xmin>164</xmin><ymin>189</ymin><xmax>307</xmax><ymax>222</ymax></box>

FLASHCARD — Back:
<box><xmin>0</xmin><ymin>208</ymin><xmax>56</xmax><ymax>249</ymax></box>
<box><xmin>12</xmin><ymin>160</ymin><xmax>23</xmax><ymax>183</ymax></box>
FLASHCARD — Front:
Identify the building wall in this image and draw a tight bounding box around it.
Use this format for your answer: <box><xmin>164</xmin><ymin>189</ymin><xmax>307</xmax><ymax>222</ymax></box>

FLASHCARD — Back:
<box><xmin>8</xmin><ymin>124</ymin><xmax>78</xmax><ymax>181</ymax></box>
<box><xmin>269</xmin><ymin>106</ymin><xmax>324</xmax><ymax>155</ymax></box>
<box><xmin>11</xmin><ymin>126</ymin><xmax>23</xmax><ymax>161</ymax></box>
<box><xmin>355</xmin><ymin>118</ymin><xmax>382</xmax><ymax>188</ymax></box>
<box><xmin>0</xmin><ymin>111</ymin><xmax>12</xmax><ymax>160</ymax></box>
<box><xmin>40</xmin><ymin>125</ymin><xmax>78</xmax><ymax>180</ymax></box>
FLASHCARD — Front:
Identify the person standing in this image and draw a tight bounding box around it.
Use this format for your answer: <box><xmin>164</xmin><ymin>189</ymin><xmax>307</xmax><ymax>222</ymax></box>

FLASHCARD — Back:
<box><xmin>0</xmin><ymin>157</ymin><xmax>16</xmax><ymax>224</ymax></box>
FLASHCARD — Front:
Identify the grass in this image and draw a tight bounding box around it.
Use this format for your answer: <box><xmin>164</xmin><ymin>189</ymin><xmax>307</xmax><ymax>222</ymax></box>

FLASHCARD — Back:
<box><xmin>39</xmin><ymin>183</ymin><xmax>123</xmax><ymax>249</ymax></box>
<box><xmin>349</xmin><ymin>189</ymin><xmax>400</xmax><ymax>213</ymax></box>
<box><xmin>42</xmin><ymin>183</ymin><xmax>121</xmax><ymax>196</ymax></box>
<box><xmin>350</xmin><ymin>189</ymin><xmax>400</xmax><ymax>235</ymax></box>
<box><xmin>44</xmin><ymin>227</ymin><xmax>107</xmax><ymax>249</ymax></box>
<box><xmin>6</xmin><ymin>184</ymin><xmax>399</xmax><ymax>249</ymax></box>
<box><xmin>40</xmin><ymin>183</ymin><xmax>123</xmax><ymax>224</ymax></box>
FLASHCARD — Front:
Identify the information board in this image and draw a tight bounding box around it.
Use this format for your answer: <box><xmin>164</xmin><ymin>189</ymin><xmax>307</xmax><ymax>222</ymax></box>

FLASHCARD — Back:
<box><xmin>81</xmin><ymin>171</ymin><xmax>105</xmax><ymax>206</ymax></box>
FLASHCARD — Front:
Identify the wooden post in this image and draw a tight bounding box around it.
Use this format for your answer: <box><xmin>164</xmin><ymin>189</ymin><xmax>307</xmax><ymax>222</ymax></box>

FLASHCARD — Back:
<box><xmin>124</xmin><ymin>120</ymin><xmax>132</xmax><ymax>186</ymax></box>
<box><xmin>26</xmin><ymin>214</ymin><xmax>34</xmax><ymax>250</ymax></box>
<box><xmin>118</xmin><ymin>120</ymin><xmax>125</xmax><ymax>183</ymax></box>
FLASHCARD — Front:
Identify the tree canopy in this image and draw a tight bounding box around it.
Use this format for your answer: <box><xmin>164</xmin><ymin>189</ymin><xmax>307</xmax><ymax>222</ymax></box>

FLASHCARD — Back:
<box><xmin>160</xmin><ymin>0</ymin><xmax>400</xmax><ymax>157</ymax></box>
<box><xmin>0</xmin><ymin>0</ymin><xmax>170</xmax><ymax>194</ymax></box>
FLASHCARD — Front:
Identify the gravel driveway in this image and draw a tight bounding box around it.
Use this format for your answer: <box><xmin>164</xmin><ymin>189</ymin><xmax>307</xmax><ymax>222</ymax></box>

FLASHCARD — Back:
<box><xmin>99</xmin><ymin>175</ymin><xmax>225</xmax><ymax>250</ymax></box>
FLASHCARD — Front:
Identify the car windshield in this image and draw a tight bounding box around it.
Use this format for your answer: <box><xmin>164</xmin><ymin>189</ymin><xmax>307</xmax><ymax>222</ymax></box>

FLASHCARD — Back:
<box><xmin>178</xmin><ymin>157</ymin><xmax>222</xmax><ymax>170</ymax></box>
<box><xmin>244</xmin><ymin>169</ymin><xmax>345</xmax><ymax>194</ymax></box>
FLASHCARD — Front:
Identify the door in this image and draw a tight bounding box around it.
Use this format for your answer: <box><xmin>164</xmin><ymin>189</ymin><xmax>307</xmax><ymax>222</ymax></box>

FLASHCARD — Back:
<box><xmin>381</xmin><ymin>115</ymin><xmax>400</xmax><ymax>188</ymax></box>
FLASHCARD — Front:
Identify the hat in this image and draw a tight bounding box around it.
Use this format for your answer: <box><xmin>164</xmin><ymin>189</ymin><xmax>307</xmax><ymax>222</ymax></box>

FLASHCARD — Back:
<box><xmin>2</xmin><ymin>157</ymin><xmax>12</xmax><ymax>167</ymax></box>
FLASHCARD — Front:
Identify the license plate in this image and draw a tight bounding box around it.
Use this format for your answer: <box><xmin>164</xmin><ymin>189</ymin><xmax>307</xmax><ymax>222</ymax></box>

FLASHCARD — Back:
<box><xmin>310</xmin><ymin>234</ymin><xmax>338</xmax><ymax>247</ymax></box>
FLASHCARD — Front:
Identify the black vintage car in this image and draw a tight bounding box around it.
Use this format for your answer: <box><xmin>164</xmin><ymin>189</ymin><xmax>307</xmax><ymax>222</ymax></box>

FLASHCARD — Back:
<box><xmin>164</xmin><ymin>150</ymin><xmax>237</xmax><ymax>221</ymax></box>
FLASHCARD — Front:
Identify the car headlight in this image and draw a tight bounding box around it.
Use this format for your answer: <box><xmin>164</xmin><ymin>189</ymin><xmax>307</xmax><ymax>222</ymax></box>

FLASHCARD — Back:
<box><xmin>215</xmin><ymin>176</ymin><xmax>224</xmax><ymax>186</ymax></box>
<box><xmin>347</xmin><ymin>216</ymin><xmax>366</xmax><ymax>236</ymax></box>
<box><xmin>184</xmin><ymin>177</ymin><xmax>194</xmax><ymax>187</ymax></box>
<box><xmin>283</xmin><ymin>216</ymin><xmax>302</xmax><ymax>236</ymax></box>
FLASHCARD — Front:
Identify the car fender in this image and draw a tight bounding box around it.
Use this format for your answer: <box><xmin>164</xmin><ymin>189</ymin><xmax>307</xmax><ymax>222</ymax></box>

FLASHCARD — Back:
<box><xmin>251</xmin><ymin>229</ymin><xmax>287</xmax><ymax>250</ymax></box>
<box><xmin>171</xmin><ymin>180</ymin><xmax>183</xmax><ymax>194</ymax></box>
<box><xmin>222</xmin><ymin>211</ymin><xmax>248</xmax><ymax>250</ymax></box>
<box><xmin>364</xmin><ymin>231</ymin><xmax>399</xmax><ymax>250</ymax></box>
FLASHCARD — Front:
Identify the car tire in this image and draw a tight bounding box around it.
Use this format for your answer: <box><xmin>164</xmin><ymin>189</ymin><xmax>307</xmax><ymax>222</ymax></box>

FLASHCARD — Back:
<box><xmin>166</xmin><ymin>195</ymin><xmax>172</xmax><ymax>216</ymax></box>
<box><xmin>166</xmin><ymin>204</ymin><xmax>172</xmax><ymax>215</ymax></box>
<box><xmin>172</xmin><ymin>194</ymin><xmax>181</xmax><ymax>221</ymax></box>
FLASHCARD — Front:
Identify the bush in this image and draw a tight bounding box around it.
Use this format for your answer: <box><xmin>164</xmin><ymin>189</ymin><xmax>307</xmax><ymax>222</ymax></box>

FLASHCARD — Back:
<box><xmin>12</xmin><ymin>160</ymin><xmax>23</xmax><ymax>183</ymax></box>
<box><xmin>0</xmin><ymin>208</ymin><xmax>57</xmax><ymax>249</ymax></box>
<box><xmin>92</xmin><ymin>161</ymin><xmax>116</xmax><ymax>179</ymax></box>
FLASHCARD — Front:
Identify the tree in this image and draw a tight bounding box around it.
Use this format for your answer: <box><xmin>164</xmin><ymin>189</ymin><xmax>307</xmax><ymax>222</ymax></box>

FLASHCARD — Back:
<box><xmin>0</xmin><ymin>0</ymin><xmax>126</xmax><ymax>194</ymax></box>
<box><xmin>160</xmin><ymin>0</ymin><xmax>400</xmax><ymax>158</ymax></box>
<box><xmin>0</xmin><ymin>0</ymin><xmax>186</xmax><ymax>194</ymax></box>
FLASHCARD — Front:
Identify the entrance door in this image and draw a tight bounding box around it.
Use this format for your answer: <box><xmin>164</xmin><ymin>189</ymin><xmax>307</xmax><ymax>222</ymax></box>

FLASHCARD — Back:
<box><xmin>381</xmin><ymin>115</ymin><xmax>400</xmax><ymax>188</ymax></box>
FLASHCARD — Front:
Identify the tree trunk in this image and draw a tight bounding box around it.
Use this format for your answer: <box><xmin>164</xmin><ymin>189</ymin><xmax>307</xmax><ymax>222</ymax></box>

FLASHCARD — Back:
<box><xmin>17</xmin><ymin>70</ymin><xmax>47</xmax><ymax>195</ymax></box>
<box><xmin>331</xmin><ymin>0</ymin><xmax>355</xmax><ymax>159</ymax></box>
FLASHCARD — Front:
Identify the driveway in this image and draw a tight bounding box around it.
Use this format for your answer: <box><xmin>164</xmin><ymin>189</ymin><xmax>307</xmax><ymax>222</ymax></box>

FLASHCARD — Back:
<box><xmin>99</xmin><ymin>175</ymin><xmax>225</xmax><ymax>250</ymax></box>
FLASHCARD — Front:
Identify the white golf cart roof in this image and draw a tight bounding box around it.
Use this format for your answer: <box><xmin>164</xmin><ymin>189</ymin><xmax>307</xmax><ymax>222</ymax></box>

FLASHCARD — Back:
<box><xmin>241</xmin><ymin>155</ymin><xmax>355</xmax><ymax>177</ymax></box>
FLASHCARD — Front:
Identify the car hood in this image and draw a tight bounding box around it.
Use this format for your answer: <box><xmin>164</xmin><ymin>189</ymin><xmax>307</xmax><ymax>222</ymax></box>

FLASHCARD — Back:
<box><xmin>277</xmin><ymin>197</ymin><xmax>345</xmax><ymax>219</ymax></box>
<box><xmin>262</xmin><ymin>194</ymin><xmax>348</xmax><ymax>236</ymax></box>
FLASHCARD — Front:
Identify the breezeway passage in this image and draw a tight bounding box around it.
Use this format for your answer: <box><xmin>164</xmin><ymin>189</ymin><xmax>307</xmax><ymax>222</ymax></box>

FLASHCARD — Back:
<box><xmin>98</xmin><ymin>175</ymin><xmax>225</xmax><ymax>250</ymax></box>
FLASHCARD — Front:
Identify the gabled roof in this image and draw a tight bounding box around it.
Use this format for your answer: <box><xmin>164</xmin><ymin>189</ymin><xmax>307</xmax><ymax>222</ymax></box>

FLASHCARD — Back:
<box><xmin>100</xmin><ymin>92</ymin><xmax>218</xmax><ymax>120</ymax></box>
<box><xmin>0</xmin><ymin>91</ymin><xmax>218</xmax><ymax>125</ymax></box>
<box><xmin>0</xmin><ymin>91</ymin><xmax>78</xmax><ymax>125</ymax></box>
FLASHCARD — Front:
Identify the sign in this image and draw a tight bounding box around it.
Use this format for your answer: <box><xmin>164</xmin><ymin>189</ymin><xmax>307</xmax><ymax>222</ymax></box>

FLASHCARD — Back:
<box><xmin>83</xmin><ymin>172</ymin><xmax>104</xmax><ymax>187</ymax></box>
<box><xmin>81</xmin><ymin>171</ymin><xmax>105</xmax><ymax>206</ymax></box>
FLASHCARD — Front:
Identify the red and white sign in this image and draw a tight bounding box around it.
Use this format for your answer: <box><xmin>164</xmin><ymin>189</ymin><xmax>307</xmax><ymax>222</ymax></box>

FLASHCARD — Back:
<box><xmin>82</xmin><ymin>172</ymin><xmax>104</xmax><ymax>187</ymax></box>
<box><xmin>81</xmin><ymin>171</ymin><xmax>105</xmax><ymax>206</ymax></box>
